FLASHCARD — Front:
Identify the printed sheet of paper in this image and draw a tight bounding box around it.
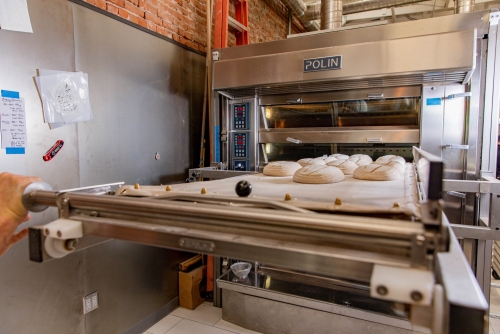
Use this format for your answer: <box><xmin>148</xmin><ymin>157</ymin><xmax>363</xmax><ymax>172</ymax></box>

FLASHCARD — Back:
<box><xmin>0</xmin><ymin>0</ymin><xmax>33</xmax><ymax>33</ymax></box>
<box><xmin>0</xmin><ymin>97</ymin><xmax>26</xmax><ymax>149</ymax></box>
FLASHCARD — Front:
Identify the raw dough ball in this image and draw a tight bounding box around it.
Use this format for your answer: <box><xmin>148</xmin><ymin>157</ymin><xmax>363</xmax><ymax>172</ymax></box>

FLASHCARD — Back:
<box><xmin>329</xmin><ymin>153</ymin><xmax>349</xmax><ymax>160</ymax></box>
<box><xmin>293</xmin><ymin>165</ymin><xmax>345</xmax><ymax>184</ymax></box>
<box><xmin>375</xmin><ymin>155</ymin><xmax>406</xmax><ymax>166</ymax></box>
<box><xmin>297</xmin><ymin>158</ymin><xmax>327</xmax><ymax>167</ymax></box>
<box><xmin>317</xmin><ymin>156</ymin><xmax>337</xmax><ymax>163</ymax></box>
<box><xmin>263</xmin><ymin>161</ymin><xmax>302</xmax><ymax>176</ymax></box>
<box><xmin>347</xmin><ymin>155</ymin><xmax>373</xmax><ymax>166</ymax></box>
<box><xmin>353</xmin><ymin>163</ymin><xmax>400</xmax><ymax>181</ymax></box>
<box><xmin>376</xmin><ymin>160</ymin><xmax>405</xmax><ymax>173</ymax></box>
<box><xmin>326</xmin><ymin>159</ymin><xmax>359</xmax><ymax>175</ymax></box>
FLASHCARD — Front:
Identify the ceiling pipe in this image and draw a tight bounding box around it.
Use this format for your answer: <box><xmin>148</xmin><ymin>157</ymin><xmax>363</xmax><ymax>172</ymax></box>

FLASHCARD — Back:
<box><xmin>455</xmin><ymin>0</ymin><xmax>474</xmax><ymax>13</ymax></box>
<box><xmin>321</xmin><ymin>0</ymin><xmax>343</xmax><ymax>29</ymax></box>
<box><xmin>280</xmin><ymin>0</ymin><xmax>321</xmax><ymax>31</ymax></box>
<box><xmin>306</xmin><ymin>0</ymin><xmax>431</xmax><ymax>18</ymax></box>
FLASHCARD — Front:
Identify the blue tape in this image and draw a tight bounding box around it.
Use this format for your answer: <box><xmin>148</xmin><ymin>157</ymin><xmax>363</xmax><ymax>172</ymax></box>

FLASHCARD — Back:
<box><xmin>1</xmin><ymin>90</ymin><xmax>20</xmax><ymax>98</ymax></box>
<box><xmin>215</xmin><ymin>126</ymin><xmax>220</xmax><ymax>162</ymax></box>
<box><xmin>426</xmin><ymin>98</ymin><xmax>442</xmax><ymax>106</ymax></box>
<box><xmin>6</xmin><ymin>147</ymin><xmax>25</xmax><ymax>154</ymax></box>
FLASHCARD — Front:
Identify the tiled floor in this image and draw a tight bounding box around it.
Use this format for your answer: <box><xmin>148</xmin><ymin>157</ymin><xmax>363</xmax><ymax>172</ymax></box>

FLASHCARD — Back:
<box><xmin>143</xmin><ymin>302</ymin><xmax>261</xmax><ymax>334</ymax></box>
<box><xmin>146</xmin><ymin>287</ymin><xmax>500</xmax><ymax>334</ymax></box>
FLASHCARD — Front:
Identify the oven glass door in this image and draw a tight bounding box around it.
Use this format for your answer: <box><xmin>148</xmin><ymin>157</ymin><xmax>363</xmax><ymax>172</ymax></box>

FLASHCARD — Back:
<box><xmin>262</xmin><ymin>97</ymin><xmax>419</xmax><ymax>129</ymax></box>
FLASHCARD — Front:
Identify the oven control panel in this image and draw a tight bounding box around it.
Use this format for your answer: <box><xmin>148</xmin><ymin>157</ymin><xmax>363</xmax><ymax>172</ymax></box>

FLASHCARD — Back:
<box><xmin>233</xmin><ymin>103</ymin><xmax>249</xmax><ymax>130</ymax></box>
<box><xmin>233</xmin><ymin>133</ymin><xmax>248</xmax><ymax>158</ymax></box>
<box><xmin>230</xmin><ymin>101</ymin><xmax>251</xmax><ymax>171</ymax></box>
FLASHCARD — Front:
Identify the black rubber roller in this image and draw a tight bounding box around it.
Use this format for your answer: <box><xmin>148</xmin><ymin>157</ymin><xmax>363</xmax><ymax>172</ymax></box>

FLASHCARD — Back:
<box><xmin>235</xmin><ymin>180</ymin><xmax>252</xmax><ymax>197</ymax></box>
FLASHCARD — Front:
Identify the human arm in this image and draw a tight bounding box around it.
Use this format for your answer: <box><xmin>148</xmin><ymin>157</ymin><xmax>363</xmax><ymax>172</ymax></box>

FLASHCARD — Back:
<box><xmin>0</xmin><ymin>172</ymin><xmax>42</xmax><ymax>256</ymax></box>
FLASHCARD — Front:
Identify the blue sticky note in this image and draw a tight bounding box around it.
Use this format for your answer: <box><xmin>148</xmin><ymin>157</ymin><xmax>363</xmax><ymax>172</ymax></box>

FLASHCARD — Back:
<box><xmin>215</xmin><ymin>126</ymin><xmax>220</xmax><ymax>162</ymax></box>
<box><xmin>1</xmin><ymin>90</ymin><xmax>20</xmax><ymax>98</ymax></box>
<box><xmin>426</xmin><ymin>98</ymin><xmax>442</xmax><ymax>106</ymax></box>
<box><xmin>6</xmin><ymin>148</ymin><xmax>25</xmax><ymax>154</ymax></box>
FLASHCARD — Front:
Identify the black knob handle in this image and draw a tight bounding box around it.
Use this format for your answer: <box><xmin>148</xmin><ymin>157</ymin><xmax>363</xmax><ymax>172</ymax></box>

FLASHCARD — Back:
<box><xmin>235</xmin><ymin>180</ymin><xmax>252</xmax><ymax>197</ymax></box>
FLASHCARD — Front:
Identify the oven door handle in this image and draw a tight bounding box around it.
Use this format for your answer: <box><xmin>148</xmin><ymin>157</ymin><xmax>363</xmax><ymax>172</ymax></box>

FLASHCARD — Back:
<box><xmin>367</xmin><ymin>93</ymin><xmax>384</xmax><ymax>99</ymax></box>
<box><xmin>366</xmin><ymin>138</ymin><xmax>383</xmax><ymax>143</ymax></box>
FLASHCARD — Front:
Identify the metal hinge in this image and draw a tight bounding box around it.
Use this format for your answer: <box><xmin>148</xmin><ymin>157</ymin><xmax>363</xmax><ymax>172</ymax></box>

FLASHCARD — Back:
<box><xmin>443</xmin><ymin>144</ymin><xmax>469</xmax><ymax>150</ymax></box>
<box><xmin>212</xmin><ymin>51</ymin><xmax>220</xmax><ymax>61</ymax></box>
<box><xmin>446</xmin><ymin>92</ymin><xmax>472</xmax><ymax>99</ymax></box>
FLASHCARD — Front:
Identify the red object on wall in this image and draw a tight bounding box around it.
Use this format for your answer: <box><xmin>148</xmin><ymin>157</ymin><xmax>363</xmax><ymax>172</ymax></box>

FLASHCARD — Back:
<box><xmin>214</xmin><ymin>0</ymin><xmax>248</xmax><ymax>48</ymax></box>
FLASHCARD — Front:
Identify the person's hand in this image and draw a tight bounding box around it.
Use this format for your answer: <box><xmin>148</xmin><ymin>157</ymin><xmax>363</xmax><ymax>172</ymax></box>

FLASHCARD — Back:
<box><xmin>0</xmin><ymin>172</ymin><xmax>42</xmax><ymax>256</ymax></box>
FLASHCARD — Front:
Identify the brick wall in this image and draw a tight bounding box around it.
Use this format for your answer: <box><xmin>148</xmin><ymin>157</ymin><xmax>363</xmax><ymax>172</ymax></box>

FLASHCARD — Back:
<box><xmin>82</xmin><ymin>0</ymin><xmax>305</xmax><ymax>53</ymax></box>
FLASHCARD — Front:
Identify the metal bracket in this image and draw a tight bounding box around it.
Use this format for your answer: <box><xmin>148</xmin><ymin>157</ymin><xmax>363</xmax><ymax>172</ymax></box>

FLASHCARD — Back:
<box><xmin>446</xmin><ymin>92</ymin><xmax>472</xmax><ymax>99</ymax></box>
<box><xmin>286</xmin><ymin>137</ymin><xmax>302</xmax><ymax>144</ymax></box>
<box><xmin>447</xmin><ymin>191</ymin><xmax>466</xmax><ymax>199</ymax></box>
<box><xmin>212</xmin><ymin>51</ymin><xmax>220</xmax><ymax>61</ymax></box>
<box><xmin>443</xmin><ymin>144</ymin><xmax>469</xmax><ymax>150</ymax></box>
<box><xmin>411</xmin><ymin>234</ymin><xmax>429</xmax><ymax>267</ymax></box>
<box><xmin>57</xmin><ymin>196</ymin><xmax>71</xmax><ymax>219</ymax></box>
<box><xmin>370</xmin><ymin>264</ymin><xmax>434</xmax><ymax>305</ymax></box>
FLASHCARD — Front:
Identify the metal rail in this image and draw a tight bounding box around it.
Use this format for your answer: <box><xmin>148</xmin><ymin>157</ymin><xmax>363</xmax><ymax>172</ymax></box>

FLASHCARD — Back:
<box><xmin>26</xmin><ymin>189</ymin><xmax>437</xmax><ymax>281</ymax></box>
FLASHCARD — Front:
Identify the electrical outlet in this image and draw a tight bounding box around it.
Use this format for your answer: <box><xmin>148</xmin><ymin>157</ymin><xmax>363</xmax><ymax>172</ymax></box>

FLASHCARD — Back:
<box><xmin>83</xmin><ymin>291</ymin><xmax>99</xmax><ymax>314</ymax></box>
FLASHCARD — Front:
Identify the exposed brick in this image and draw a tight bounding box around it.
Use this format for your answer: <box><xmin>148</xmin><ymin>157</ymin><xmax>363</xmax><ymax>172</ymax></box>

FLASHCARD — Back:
<box><xmin>118</xmin><ymin>8</ymin><xmax>129</xmax><ymax>19</ymax></box>
<box><xmin>95</xmin><ymin>0</ymin><xmax>106</xmax><ymax>9</ymax></box>
<box><xmin>129</xmin><ymin>13</ymin><xmax>140</xmax><ymax>24</ymax></box>
<box><xmin>145</xmin><ymin>11</ymin><xmax>162</xmax><ymax>26</ymax></box>
<box><xmin>147</xmin><ymin>0</ymin><xmax>160</xmax><ymax>7</ymax></box>
<box><xmin>125</xmin><ymin>1</ymin><xmax>145</xmax><ymax>17</ymax></box>
<box><xmin>144</xmin><ymin>2</ymin><xmax>158</xmax><ymax>15</ymax></box>
<box><xmin>107</xmin><ymin>3</ymin><xmax>119</xmax><ymax>15</ymax></box>
<box><xmin>108</xmin><ymin>0</ymin><xmax>125</xmax><ymax>7</ymax></box>
<box><xmin>156</xmin><ymin>25</ymin><xmax>165</xmax><ymax>35</ymax></box>
<box><xmin>84</xmin><ymin>0</ymin><xmax>306</xmax><ymax>52</ymax></box>
<box><xmin>146</xmin><ymin>20</ymin><xmax>156</xmax><ymax>31</ymax></box>
<box><xmin>138</xmin><ymin>16</ymin><xmax>148</xmax><ymax>28</ymax></box>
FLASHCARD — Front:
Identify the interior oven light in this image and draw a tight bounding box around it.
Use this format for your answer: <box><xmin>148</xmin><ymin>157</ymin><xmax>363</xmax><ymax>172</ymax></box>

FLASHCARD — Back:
<box><xmin>265</xmin><ymin>143</ymin><xmax>271</xmax><ymax>154</ymax></box>
<box><xmin>265</xmin><ymin>109</ymin><xmax>271</xmax><ymax>119</ymax></box>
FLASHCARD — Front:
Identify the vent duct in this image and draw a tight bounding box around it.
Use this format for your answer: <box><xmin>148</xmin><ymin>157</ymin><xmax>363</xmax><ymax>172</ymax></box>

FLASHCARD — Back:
<box><xmin>455</xmin><ymin>0</ymin><xmax>474</xmax><ymax>13</ymax></box>
<box><xmin>321</xmin><ymin>0</ymin><xmax>343</xmax><ymax>29</ymax></box>
<box><xmin>217</xmin><ymin>72</ymin><xmax>468</xmax><ymax>99</ymax></box>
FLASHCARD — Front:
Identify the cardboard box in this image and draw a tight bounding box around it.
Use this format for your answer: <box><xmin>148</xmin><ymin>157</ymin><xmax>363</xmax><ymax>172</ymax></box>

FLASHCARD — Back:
<box><xmin>179</xmin><ymin>265</ymin><xmax>206</xmax><ymax>310</ymax></box>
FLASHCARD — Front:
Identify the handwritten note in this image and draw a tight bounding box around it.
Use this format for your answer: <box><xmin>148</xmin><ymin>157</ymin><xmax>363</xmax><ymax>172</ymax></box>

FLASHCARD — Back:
<box><xmin>1</xmin><ymin>97</ymin><xmax>26</xmax><ymax>149</ymax></box>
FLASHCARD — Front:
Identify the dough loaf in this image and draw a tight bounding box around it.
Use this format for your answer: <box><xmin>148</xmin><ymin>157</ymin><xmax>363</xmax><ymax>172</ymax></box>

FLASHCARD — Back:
<box><xmin>353</xmin><ymin>163</ymin><xmax>400</xmax><ymax>181</ymax></box>
<box><xmin>263</xmin><ymin>161</ymin><xmax>302</xmax><ymax>176</ymax></box>
<box><xmin>375</xmin><ymin>155</ymin><xmax>406</xmax><ymax>166</ymax></box>
<box><xmin>320</xmin><ymin>156</ymin><xmax>338</xmax><ymax>163</ymax></box>
<box><xmin>297</xmin><ymin>158</ymin><xmax>326</xmax><ymax>167</ymax></box>
<box><xmin>326</xmin><ymin>159</ymin><xmax>358</xmax><ymax>175</ymax></box>
<box><xmin>347</xmin><ymin>155</ymin><xmax>372</xmax><ymax>166</ymax></box>
<box><xmin>329</xmin><ymin>154</ymin><xmax>349</xmax><ymax>160</ymax></box>
<box><xmin>293</xmin><ymin>165</ymin><xmax>345</xmax><ymax>184</ymax></box>
<box><xmin>376</xmin><ymin>160</ymin><xmax>405</xmax><ymax>173</ymax></box>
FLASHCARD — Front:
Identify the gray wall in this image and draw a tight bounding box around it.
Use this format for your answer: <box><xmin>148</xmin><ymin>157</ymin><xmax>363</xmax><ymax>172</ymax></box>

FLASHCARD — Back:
<box><xmin>0</xmin><ymin>0</ymin><xmax>204</xmax><ymax>333</ymax></box>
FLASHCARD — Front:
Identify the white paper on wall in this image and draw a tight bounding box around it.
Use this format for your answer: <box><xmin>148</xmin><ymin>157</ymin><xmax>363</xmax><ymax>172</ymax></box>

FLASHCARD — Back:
<box><xmin>0</xmin><ymin>97</ymin><xmax>26</xmax><ymax>149</ymax></box>
<box><xmin>0</xmin><ymin>0</ymin><xmax>33</xmax><ymax>33</ymax></box>
<box><xmin>36</xmin><ymin>71</ymin><xmax>93</xmax><ymax>126</ymax></box>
